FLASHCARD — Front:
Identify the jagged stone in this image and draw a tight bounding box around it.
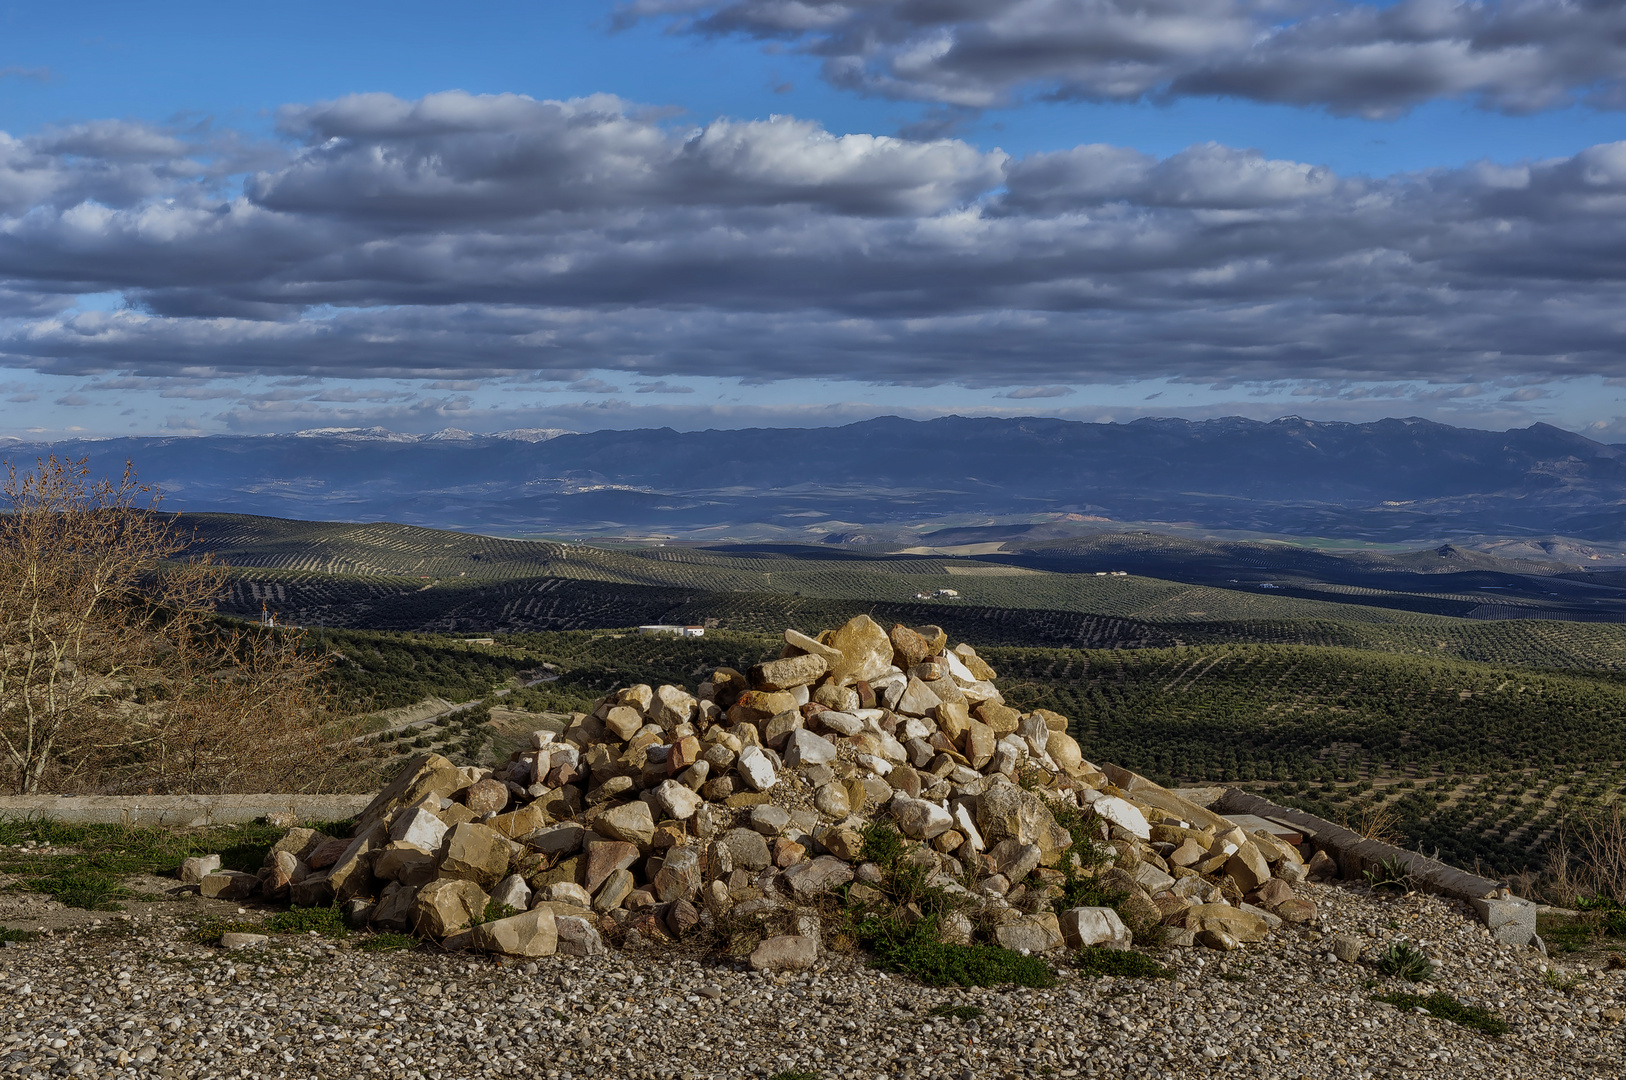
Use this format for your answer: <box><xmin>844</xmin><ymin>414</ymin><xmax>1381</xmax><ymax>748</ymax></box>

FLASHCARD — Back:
<box><xmin>751</xmin><ymin>653</ymin><xmax>829</xmax><ymax>691</ymax></box>
<box><xmin>1060</xmin><ymin>906</ymin><xmax>1131</xmax><ymax>950</ymax></box>
<box><xmin>355</xmin><ymin>753</ymin><xmax>466</xmax><ymax>833</ymax></box>
<box><xmin>827</xmin><ymin>615</ymin><xmax>893</xmax><ymax>686</ymax></box>
<box><xmin>413</xmin><ymin>879</ymin><xmax>489</xmax><ymax>938</ymax></box>
<box><xmin>472</xmin><ymin>907</ymin><xmax>558</xmax><ymax>957</ymax></box>
<box><xmin>439</xmin><ymin>822</ymin><xmax>512</xmax><ymax>888</ymax></box>
<box><xmin>749</xmin><ymin>935</ymin><xmax>818</xmax><ymax>972</ymax></box>
<box><xmin>593</xmin><ymin>801</ymin><xmax>656</xmax><ymax>847</ymax></box>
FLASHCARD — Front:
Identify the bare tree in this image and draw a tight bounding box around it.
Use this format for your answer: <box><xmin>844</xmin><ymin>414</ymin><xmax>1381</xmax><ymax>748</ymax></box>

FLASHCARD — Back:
<box><xmin>0</xmin><ymin>456</ymin><xmax>362</xmax><ymax>794</ymax></box>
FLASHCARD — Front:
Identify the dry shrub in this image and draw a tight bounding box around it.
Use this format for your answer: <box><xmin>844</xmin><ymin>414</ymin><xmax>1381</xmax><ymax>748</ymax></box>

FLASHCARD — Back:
<box><xmin>1555</xmin><ymin>803</ymin><xmax>1626</xmax><ymax>906</ymax></box>
<box><xmin>0</xmin><ymin>455</ymin><xmax>364</xmax><ymax>795</ymax></box>
<box><xmin>1342</xmin><ymin>800</ymin><xmax>1404</xmax><ymax>847</ymax></box>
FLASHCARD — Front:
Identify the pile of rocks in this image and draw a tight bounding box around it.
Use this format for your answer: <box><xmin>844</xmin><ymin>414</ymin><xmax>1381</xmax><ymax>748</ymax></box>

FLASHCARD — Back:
<box><xmin>197</xmin><ymin>616</ymin><xmax>1321</xmax><ymax>964</ymax></box>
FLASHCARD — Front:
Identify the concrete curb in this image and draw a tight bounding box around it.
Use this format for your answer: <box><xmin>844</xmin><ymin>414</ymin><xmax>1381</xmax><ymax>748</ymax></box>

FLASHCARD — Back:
<box><xmin>0</xmin><ymin>794</ymin><xmax>372</xmax><ymax>828</ymax></box>
<box><xmin>1201</xmin><ymin>788</ymin><xmax>1543</xmax><ymax>948</ymax></box>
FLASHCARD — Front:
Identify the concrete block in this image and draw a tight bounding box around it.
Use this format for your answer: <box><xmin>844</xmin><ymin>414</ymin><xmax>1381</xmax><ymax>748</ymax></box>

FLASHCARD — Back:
<box><xmin>1470</xmin><ymin>896</ymin><xmax>1537</xmax><ymax>946</ymax></box>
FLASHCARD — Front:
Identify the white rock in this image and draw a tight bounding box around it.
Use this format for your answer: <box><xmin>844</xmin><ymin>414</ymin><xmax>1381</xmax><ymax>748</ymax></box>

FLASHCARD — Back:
<box><xmin>490</xmin><ymin>873</ymin><xmax>533</xmax><ymax>912</ymax></box>
<box><xmin>1059</xmin><ymin>906</ymin><xmax>1132</xmax><ymax>950</ymax></box>
<box><xmin>817</xmin><ymin>711</ymin><xmax>863</xmax><ymax>736</ymax></box>
<box><xmin>737</xmin><ymin>745</ymin><xmax>778</xmax><ymax>792</ymax></box>
<box><xmin>547</xmin><ymin>882</ymin><xmax>593</xmax><ymax>908</ymax></box>
<box><xmin>890</xmin><ymin>794</ymin><xmax>954</xmax><ymax>840</ymax></box>
<box><xmin>1091</xmin><ymin>795</ymin><xmax>1151</xmax><ymax>840</ymax></box>
<box><xmin>388</xmin><ymin>807</ymin><xmax>449</xmax><ymax>852</ymax></box>
<box><xmin>942</xmin><ymin>650</ymin><xmax>977</xmax><ymax>684</ymax></box>
<box><xmin>783</xmin><ymin>729</ymin><xmax>837</xmax><ymax>768</ymax></box>
<box><xmin>654</xmin><ymin>779</ymin><xmax>704</xmax><ymax>820</ymax></box>
<box><xmin>952</xmin><ymin>802</ymin><xmax>986</xmax><ymax>852</ymax></box>
<box><xmin>854</xmin><ymin>752</ymin><xmax>892</xmax><ymax>776</ymax></box>
<box><xmin>556</xmin><ymin>915</ymin><xmax>606</xmax><ymax>957</ymax></box>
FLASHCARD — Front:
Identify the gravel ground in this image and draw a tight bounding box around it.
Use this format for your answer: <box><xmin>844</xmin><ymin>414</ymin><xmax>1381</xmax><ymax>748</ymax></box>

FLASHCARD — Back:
<box><xmin>2</xmin><ymin>880</ymin><xmax>1622</xmax><ymax>1080</ymax></box>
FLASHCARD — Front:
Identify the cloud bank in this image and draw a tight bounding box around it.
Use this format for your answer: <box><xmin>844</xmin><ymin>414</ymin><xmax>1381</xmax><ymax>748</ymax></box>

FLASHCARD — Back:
<box><xmin>623</xmin><ymin>0</ymin><xmax>1626</xmax><ymax>118</ymax></box>
<box><xmin>4</xmin><ymin>90</ymin><xmax>1626</xmax><ymax>392</ymax></box>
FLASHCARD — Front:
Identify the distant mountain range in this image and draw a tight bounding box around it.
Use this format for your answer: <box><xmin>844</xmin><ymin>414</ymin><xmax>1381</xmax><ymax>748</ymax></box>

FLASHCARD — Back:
<box><xmin>10</xmin><ymin>415</ymin><xmax>1626</xmax><ymax>549</ymax></box>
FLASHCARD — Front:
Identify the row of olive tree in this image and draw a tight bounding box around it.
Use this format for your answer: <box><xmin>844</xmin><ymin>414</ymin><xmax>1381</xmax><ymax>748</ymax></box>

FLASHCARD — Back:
<box><xmin>0</xmin><ymin>456</ymin><xmax>360</xmax><ymax>795</ymax></box>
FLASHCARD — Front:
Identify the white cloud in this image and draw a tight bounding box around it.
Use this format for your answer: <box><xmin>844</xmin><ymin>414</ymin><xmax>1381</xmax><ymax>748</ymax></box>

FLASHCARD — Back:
<box><xmin>2</xmin><ymin>91</ymin><xmax>1626</xmax><ymax>396</ymax></box>
<box><xmin>627</xmin><ymin>0</ymin><xmax>1626</xmax><ymax>118</ymax></box>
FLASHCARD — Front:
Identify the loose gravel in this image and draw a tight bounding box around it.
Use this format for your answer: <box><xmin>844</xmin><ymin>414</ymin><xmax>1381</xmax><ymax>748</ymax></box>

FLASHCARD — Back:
<box><xmin>2</xmin><ymin>880</ymin><xmax>1622</xmax><ymax>1080</ymax></box>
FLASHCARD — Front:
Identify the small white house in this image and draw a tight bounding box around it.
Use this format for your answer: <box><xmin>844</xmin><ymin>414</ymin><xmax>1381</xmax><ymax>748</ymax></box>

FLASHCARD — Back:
<box><xmin>637</xmin><ymin>625</ymin><xmax>705</xmax><ymax>637</ymax></box>
<box><xmin>936</xmin><ymin>588</ymin><xmax>960</xmax><ymax>598</ymax></box>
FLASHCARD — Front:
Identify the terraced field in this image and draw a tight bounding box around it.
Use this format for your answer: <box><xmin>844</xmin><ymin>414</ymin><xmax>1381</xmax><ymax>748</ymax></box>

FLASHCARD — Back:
<box><xmin>188</xmin><ymin>512</ymin><xmax>1626</xmax><ymax>879</ymax></box>
<box><xmin>341</xmin><ymin>626</ymin><xmax>1626</xmax><ymax>877</ymax></box>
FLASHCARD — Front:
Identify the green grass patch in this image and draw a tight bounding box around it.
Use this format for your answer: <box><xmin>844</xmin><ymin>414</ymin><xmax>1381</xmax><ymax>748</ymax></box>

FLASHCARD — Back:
<box><xmin>0</xmin><ymin>927</ymin><xmax>40</xmax><ymax>943</ymax></box>
<box><xmin>867</xmin><ymin>934</ymin><xmax>1056</xmax><ymax>989</ymax></box>
<box><xmin>266</xmin><ymin>905</ymin><xmax>349</xmax><ymax>937</ymax></box>
<box><xmin>1073</xmin><ymin>948</ymin><xmax>1173</xmax><ymax>979</ymax></box>
<box><xmin>357</xmin><ymin>932</ymin><xmax>419</xmax><ymax>952</ymax></box>
<box><xmin>927</xmin><ymin>1004</ymin><xmax>985</xmax><ymax>1020</ymax></box>
<box><xmin>0</xmin><ymin>816</ymin><xmax>285</xmax><ymax>910</ymax></box>
<box><xmin>1373</xmin><ymin>992</ymin><xmax>1510</xmax><ymax>1037</ymax></box>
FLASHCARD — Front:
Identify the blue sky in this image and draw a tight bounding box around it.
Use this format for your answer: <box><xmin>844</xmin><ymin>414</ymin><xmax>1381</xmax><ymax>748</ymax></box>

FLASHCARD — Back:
<box><xmin>5</xmin><ymin>0</ymin><xmax>1626</xmax><ymax>440</ymax></box>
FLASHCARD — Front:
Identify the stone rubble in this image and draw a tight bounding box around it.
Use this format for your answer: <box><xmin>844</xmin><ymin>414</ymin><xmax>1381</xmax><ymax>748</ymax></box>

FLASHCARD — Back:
<box><xmin>0</xmin><ymin>882</ymin><xmax>1621</xmax><ymax>1080</ymax></box>
<box><xmin>226</xmin><ymin>617</ymin><xmax>1350</xmax><ymax>966</ymax></box>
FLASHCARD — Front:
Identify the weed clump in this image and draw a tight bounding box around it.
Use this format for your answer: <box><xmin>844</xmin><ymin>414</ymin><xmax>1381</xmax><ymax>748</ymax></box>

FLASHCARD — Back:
<box><xmin>266</xmin><ymin>905</ymin><xmax>349</xmax><ymax>937</ymax></box>
<box><xmin>357</xmin><ymin>932</ymin><xmax>418</xmax><ymax>952</ymax></box>
<box><xmin>1375</xmin><ymin>942</ymin><xmax>1435</xmax><ymax>982</ymax></box>
<box><xmin>927</xmin><ymin>1004</ymin><xmax>985</xmax><ymax>1020</ymax></box>
<box><xmin>1373</xmin><ymin>992</ymin><xmax>1510</xmax><ymax>1037</ymax></box>
<box><xmin>1073</xmin><ymin>947</ymin><xmax>1173</xmax><ymax>980</ymax></box>
<box><xmin>847</xmin><ymin>822</ymin><xmax>1055</xmax><ymax>989</ymax></box>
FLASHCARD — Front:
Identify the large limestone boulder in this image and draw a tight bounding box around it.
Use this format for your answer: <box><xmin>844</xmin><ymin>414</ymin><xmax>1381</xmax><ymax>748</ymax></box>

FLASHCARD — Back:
<box><xmin>593</xmin><ymin>801</ymin><xmax>656</xmax><ymax>847</ymax></box>
<box><xmin>330</xmin><ymin>820</ymin><xmax>388</xmax><ymax>903</ymax></box>
<box><xmin>413</xmin><ymin>879</ymin><xmax>489</xmax><ymax>938</ymax></box>
<box><xmin>1060</xmin><ymin>906</ymin><xmax>1132</xmax><ymax>950</ymax></box>
<box><xmin>471</xmin><ymin>907</ymin><xmax>558</xmax><ymax>957</ymax></box>
<box><xmin>1186</xmin><ymin>903</ymin><xmax>1272</xmax><ymax>943</ymax></box>
<box><xmin>374</xmin><ymin>841</ymin><xmax>438</xmax><ymax>887</ymax></box>
<box><xmin>827</xmin><ymin>615</ymin><xmax>893</xmax><ymax>685</ymax></box>
<box><xmin>355</xmin><ymin>753</ymin><xmax>465</xmax><ymax>833</ymax></box>
<box><xmin>751</xmin><ymin>654</ymin><xmax>828</xmax><ymax>691</ymax></box>
<box><xmin>438</xmin><ymin>822</ymin><xmax>512</xmax><ymax>888</ymax></box>
<box><xmin>651</xmin><ymin>846</ymin><xmax>702</xmax><ymax>903</ymax></box>
<box><xmin>648</xmin><ymin>684</ymin><xmax>698</xmax><ymax>727</ymax></box>
<box><xmin>749</xmin><ymin>935</ymin><xmax>817</xmax><ymax>972</ymax></box>
<box><xmin>993</xmin><ymin>912</ymin><xmax>1064</xmax><ymax>953</ymax></box>
<box><xmin>1090</xmin><ymin>795</ymin><xmax>1151</xmax><ymax>841</ymax></box>
<box><xmin>890</xmin><ymin>794</ymin><xmax>953</xmax><ymax>840</ymax></box>
<box><xmin>389</xmin><ymin>807</ymin><xmax>449</xmax><ymax>851</ymax></box>
<box><xmin>1225</xmin><ymin>842</ymin><xmax>1273</xmax><ymax>893</ymax></box>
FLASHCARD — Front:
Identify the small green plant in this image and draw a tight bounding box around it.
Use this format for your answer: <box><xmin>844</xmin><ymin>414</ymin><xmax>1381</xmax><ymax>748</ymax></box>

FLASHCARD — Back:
<box><xmin>865</xmin><ymin>931</ymin><xmax>1055</xmax><ymax>989</ymax></box>
<box><xmin>480</xmin><ymin>901</ymin><xmax>520</xmax><ymax>925</ymax></box>
<box><xmin>1542</xmin><ymin>967</ymin><xmax>1584</xmax><ymax>991</ymax></box>
<box><xmin>858</xmin><ymin>820</ymin><xmax>906</xmax><ymax>870</ymax></box>
<box><xmin>1364</xmin><ymin>856</ymin><xmax>1414</xmax><ymax>893</ymax></box>
<box><xmin>266</xmin><ymin>905</ymin><xmax>349</xmax><ymax>937</ymax></box>
<box><xmin>1073</xmin><ymin>948</ymin><xmax>1173</xmax><ymax>980</ymax></box>
<box><xmin>192</xmin><ymin>918</ymin><xmax>261</xmax><ymax>943</ymax></box>
<box><xmin>1375</xmin><ymin>942</ymin><xmax>1435</xmax><ymax>982</ymax></box>
<box><xmin>927</xmin><ymin>1003</ymin><xmax>985</xmax><ymax>1020</ymax></box>
<box><xmin>1576</xmin><ymin>895</ymin><xmax>1626</xmax><ymax>937</ymax></box>
<box><xmin>768</xmin><ymin>1071</ymin><xmax>819</xmax><ymax>1080</ymax></box>
<box><xmin>1373</xmin><ymin>992</ymin><xmax>1510</xmax><ymax>1037</ymax></box>
<box><xmin>357</xmin><ymin>932</ymin><xmax>418</xmax><ymax>952</ymax></box>
<box><xmin>0</xmin><ymin>927</ymin><xmax>40</xmax><ymax>943</ymax></box>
